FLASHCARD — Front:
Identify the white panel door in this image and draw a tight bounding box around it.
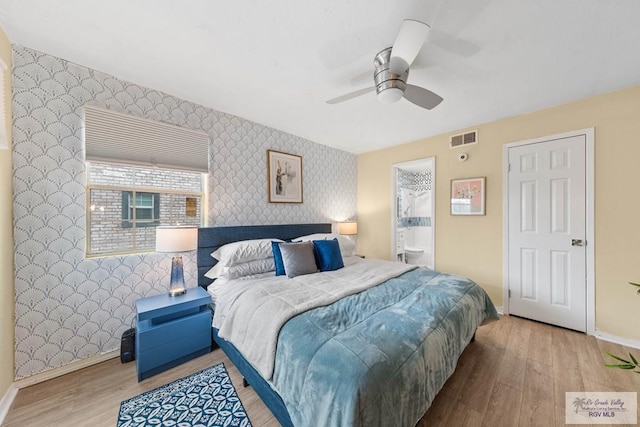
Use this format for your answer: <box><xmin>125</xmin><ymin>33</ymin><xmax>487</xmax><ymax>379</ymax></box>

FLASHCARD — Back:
<box><xmin>507</xmin><ymin>135</ymin><xmax>586</xmax><ymax>331</ymax></box>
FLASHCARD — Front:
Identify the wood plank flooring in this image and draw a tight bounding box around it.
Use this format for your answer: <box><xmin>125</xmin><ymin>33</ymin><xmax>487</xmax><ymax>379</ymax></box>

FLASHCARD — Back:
<box><xmin>4</xmin><ymin>315</ymin><xmax>639</xmax><ymax>426</ymax></box>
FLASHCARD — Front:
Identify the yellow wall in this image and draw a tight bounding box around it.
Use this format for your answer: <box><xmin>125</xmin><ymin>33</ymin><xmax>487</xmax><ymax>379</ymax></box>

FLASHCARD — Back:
<box><xmin>358</xmin><ymin>85</ymin><xmax>640</xmax><ymax>342</ymax></box>
<box><xmin>0</xmin><ymin>26</ymin><xmax>14</xmax><ymax>397</ymax></box>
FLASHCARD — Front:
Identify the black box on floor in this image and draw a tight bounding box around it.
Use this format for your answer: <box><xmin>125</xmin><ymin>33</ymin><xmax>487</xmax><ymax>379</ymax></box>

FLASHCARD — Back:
<box><xmin>120</xmin><ymin>328</ymin><xmax>135</xmax><ymax>363</ymax></box>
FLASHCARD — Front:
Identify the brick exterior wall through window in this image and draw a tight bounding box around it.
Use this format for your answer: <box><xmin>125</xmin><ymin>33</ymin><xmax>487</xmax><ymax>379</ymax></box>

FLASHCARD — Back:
<box><xmin>87</xmin><ymin>162</ymin><xmax>203</xmax><ymax>255</ymax></box>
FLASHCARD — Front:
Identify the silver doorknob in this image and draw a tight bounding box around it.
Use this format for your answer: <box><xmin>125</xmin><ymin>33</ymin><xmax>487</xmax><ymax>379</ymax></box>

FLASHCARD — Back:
<box><xmin>571</xmin><ymin>239</ymin><xmax>585</xmax><ymax>247</ymax></box>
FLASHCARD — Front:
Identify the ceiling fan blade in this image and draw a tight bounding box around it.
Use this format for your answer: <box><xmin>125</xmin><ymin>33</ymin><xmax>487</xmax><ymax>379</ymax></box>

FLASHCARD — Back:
<box><xmin>403</xmin><ymin>84</ymin><xmax>443</xmax><ymax>110</ymax></box>
<box><xmin>326</xmin><ymin>86</ymin><xmax>375</xmax><ymax>105</ymax></box>
<box><xmin>389</xmin><ymin>19</ymin><xmax>430</xmax><ymax>75</ymax></box>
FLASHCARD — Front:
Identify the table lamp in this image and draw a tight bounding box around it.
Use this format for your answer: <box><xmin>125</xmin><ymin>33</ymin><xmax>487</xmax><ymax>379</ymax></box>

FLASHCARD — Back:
<box><xmin>156</xmin><ymin>226</ymin><xmax>198</xmax><ymax>296</ymax></box>
<box><xmin>338</xmin><ymin>221</ymin><xmax>358</xmax><ymax>236</ymax></box>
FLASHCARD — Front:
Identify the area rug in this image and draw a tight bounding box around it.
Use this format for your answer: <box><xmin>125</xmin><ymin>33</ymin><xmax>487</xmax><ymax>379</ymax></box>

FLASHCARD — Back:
<box><xmin>118</xmin><ymin>363</ymin><xmax>252</xmax><ymax>427</ymax></box>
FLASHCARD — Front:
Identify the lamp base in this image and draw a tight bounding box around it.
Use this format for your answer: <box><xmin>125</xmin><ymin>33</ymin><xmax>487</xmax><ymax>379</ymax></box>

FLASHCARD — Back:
<box><xmin>168</xmin><ymin>288</ymin><xmax>187</xmax><ymax>297</ymax></box>
<box><xmin>168</xmin><ymin>255</ymin><xmax>187</xmax><ymax>297</ymax></box>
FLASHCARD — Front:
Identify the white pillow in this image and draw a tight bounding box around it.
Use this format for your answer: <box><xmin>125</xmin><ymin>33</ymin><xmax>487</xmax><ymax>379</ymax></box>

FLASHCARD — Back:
<box><xmin>204</xmin><ymin>262</ymin><xmax>225</xmax><ymax>280</ymax></box>
<box><xmin>205</xmin><ymin>258</ymin><xmax>276</xmax><ymax>280</ymax></box>
<box><xmin>211</xmin><ymin>238</ymin><xmax>283</xmax><ymax>267</ymax></box>
<box><xmin>293</xmin><ymin>233</ymin><xmax>356</xmax><ymax>257</ymax></box>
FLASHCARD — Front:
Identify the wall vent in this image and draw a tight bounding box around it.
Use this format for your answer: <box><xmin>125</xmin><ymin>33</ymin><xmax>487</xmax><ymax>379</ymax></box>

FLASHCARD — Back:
<box><xmin>450</xmin><ymin>130</ymin><xmax>478</xmax><ymax>148</ymax></box>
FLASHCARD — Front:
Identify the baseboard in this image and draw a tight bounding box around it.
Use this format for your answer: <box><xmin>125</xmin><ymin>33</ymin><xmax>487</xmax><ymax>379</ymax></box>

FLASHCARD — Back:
<box><xmin>494</xmin><ymin>306</ymin><xmax>504</xmax><ymax>315</ymax></box>
<box><xmin>0</xmin><ymin>383</ymin><xmax>18</xmax><ymax>425</ymax></box>
<box><xmin>595</xmin><ymin>330</ymin><xmax>640</xmax><ymax>350</ymax></box>
<box><xmin>14</xmin><ymin>350</ymin><xmax>119</xmax><ymax>390</ymax></box>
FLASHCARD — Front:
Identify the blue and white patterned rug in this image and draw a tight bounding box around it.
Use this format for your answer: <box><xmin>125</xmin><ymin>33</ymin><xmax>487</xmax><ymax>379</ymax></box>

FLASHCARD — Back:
<box><xmin>118</xmin><ymin>363</ymin><xmax>252</xmax><ymax>427</ymax></box>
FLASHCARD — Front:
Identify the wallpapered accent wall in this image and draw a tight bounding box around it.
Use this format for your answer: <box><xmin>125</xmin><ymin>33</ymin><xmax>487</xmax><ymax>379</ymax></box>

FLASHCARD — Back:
<box><xmin>12</xmin><ymin>46</ymin><xmax>356</xmax><ymax>379</ymax></box>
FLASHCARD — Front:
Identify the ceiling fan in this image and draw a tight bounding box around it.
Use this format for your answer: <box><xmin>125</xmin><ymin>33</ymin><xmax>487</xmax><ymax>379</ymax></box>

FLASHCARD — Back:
<box><xmin>326</xmin><ymin>19</ymin><xmax>443</xmax><ymax>110</ymax></box>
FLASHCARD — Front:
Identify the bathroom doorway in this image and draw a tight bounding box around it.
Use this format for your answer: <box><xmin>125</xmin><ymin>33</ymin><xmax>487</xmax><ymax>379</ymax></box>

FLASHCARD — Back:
<box><xmin>392</xmin><ymin>157</ymin><xmax>435</xmax><ymax>267</ymax></box>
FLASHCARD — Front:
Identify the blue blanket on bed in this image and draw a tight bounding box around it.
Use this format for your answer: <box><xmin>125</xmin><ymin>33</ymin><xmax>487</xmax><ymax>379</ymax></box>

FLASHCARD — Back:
<box><xmin>271</xmin><ymin>268</ymin><xmax>499</xmax><ymax>427</ymax></box>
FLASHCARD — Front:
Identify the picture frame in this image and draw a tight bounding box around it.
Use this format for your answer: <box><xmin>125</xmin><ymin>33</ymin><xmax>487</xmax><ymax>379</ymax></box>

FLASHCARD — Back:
<box><xmin>267</xmin><ymin>150</ymin><xmax>303</xmax><ymax>203</ymax></box>
<box><xmin>451</xmin><ymin>177</ymin><xmax>485</xmax><ymax>215</ymax></box>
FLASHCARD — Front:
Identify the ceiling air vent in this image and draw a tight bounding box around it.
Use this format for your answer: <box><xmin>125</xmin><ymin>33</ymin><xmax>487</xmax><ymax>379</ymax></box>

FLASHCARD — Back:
<box><xmin>450</xmin><ymin>130</ymin><xmax>478</xmax><ymax>148</ymax></box>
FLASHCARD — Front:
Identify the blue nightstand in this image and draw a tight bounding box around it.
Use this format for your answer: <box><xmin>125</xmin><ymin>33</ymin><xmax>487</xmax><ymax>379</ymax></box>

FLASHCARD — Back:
<box><xmin>135</xmin><ymin>287</ymin><xmax>212</xmax><ymax>381</ymax></box>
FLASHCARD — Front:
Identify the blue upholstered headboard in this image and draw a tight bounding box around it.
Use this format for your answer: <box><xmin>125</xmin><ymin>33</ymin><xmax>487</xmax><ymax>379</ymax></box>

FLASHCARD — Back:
<box><xmin>197</xmin><ymin>223</ymin><xmax>332</xmax><ymax>288</ymax></box>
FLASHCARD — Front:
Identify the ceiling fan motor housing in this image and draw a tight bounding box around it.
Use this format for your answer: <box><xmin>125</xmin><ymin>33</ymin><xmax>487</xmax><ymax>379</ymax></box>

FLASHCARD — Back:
<box><xmin>374</xmin><ymin>47</ymin><xmax>408</xmax><ymax>103</ymax></box>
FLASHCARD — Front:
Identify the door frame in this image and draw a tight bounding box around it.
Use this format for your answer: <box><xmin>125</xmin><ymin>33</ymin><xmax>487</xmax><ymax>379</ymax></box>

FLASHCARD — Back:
<box><xmin>391</xmin><ymin>157</ymin><xmax>436</xmax><ymax>267</ymax></box>
<box><xmin>502</xmin><ymin>128</ymin><xmax>595</xmax><ymax>334</ymax></box>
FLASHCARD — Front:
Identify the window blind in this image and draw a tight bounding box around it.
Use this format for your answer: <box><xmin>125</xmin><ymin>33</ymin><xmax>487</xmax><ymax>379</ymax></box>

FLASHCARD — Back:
<box><xmin>84</xmin><ymin>105</ymin><xmax>209</xmax><ymax>172</ymax></box>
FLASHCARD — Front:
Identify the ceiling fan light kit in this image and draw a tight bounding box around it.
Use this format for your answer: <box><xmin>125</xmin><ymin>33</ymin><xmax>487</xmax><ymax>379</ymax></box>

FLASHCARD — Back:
<box><xmin>326</xmin><ymin>19</ymin><xmax>443</xmax><ymax>110</ymax></box>
<box><xmin>373</xmin><ymin>47</ymin><xmax>409</xmax><ymax>104</ymax></box>
<box><xmin>377</xmin><ymin>87</ymin><xmax>404</xmax><ymax>104</ymax></box>
<box><xmin>374</xmin><ymin>47</ymin><xmax>408</xmax><ymax>104</ymax></box>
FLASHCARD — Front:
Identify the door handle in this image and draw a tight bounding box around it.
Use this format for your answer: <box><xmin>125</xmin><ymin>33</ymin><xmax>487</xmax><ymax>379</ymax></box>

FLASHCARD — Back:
<box><xmin>571</xmin><ymin>239</ymin><xmax>585</xmax><ymax>247</ymax></box>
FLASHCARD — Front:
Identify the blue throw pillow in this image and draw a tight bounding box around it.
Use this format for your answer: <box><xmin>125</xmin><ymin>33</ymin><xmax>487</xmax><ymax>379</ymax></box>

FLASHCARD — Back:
<box><xmin>272</xmin><ymin>241</ymin><xmax>286</xmax><ymax>276</ymax></box>
<box><xmin>313</xmin><ymin>238</ymin><xmax>344</xmax><ymax>272</ymax></box>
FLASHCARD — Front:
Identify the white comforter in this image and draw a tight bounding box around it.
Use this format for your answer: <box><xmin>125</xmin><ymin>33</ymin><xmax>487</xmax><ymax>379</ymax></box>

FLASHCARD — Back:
<box><xmin>212</xmin><ymin>257</ymin><xmax>416</xmax><ymax>379</ymax></box>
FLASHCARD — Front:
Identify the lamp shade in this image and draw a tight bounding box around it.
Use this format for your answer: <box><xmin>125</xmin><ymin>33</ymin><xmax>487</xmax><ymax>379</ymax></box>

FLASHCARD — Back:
<box><xmin>338</xmin><ymin>222</ymin><xmax>358</xmax><ymax>235</ymax></box>
<box><xmin>156</xmin><ymin>226</ymin><xmax>198</xmax><ymax>253</ymax></box>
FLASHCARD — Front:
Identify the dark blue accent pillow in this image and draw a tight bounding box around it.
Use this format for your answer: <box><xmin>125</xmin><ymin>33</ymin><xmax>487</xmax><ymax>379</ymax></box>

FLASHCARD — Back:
<box><xmin>272</xmin><ymin>241</ymin><xmax>286</xmax><ymax>276</ymax></box>
<box><xmin>312</xmin><ymin>238</ymin><xmax>344</xmax><ymax>272</ymax></box>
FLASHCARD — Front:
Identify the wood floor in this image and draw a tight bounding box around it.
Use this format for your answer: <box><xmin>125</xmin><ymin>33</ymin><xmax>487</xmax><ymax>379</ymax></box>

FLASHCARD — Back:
<box><xmin>4</xmin><ymin>314</ymin><xmax>639</xmax><ymax>426</ymax></box>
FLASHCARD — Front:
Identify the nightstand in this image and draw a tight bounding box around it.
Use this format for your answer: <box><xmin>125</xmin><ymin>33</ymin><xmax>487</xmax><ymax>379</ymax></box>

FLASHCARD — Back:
<box><xmin>135</xmin><ymin>287</ymin><xmax>212</xmax><ymax>381</ymax></box>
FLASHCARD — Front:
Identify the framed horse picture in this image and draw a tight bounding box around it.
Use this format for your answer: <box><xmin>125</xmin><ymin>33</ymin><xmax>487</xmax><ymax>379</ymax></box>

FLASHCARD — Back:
<box><xmin>267</xmin><ymin>150</ymin><xmax>303</xmax><ymax>203</ymax></box>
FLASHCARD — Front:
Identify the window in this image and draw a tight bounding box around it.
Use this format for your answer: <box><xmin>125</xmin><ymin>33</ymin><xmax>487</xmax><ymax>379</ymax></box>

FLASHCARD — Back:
<box><xmin>122</xmin><ymin>191</ymin><xmax>160</xmax><ymax>227</ymax></box>
<box><xmin>86</xmin><ymin>162</ymin><xmax>204</xmax><ymax>257</ymax></box>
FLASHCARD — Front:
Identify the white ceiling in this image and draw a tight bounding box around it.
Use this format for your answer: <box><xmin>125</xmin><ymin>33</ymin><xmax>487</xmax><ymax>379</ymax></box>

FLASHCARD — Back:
<box><xmin>2</xmin><ymin>0</ymin><xmax>640</xmax><ymax>154</ymax></box>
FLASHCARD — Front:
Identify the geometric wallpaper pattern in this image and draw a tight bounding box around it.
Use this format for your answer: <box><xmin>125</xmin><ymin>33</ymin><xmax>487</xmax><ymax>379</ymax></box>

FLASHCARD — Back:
<box><xmin>12</xmin><ymin>46</ymin><xmax>356</xmax><ymax>379</ymax></box>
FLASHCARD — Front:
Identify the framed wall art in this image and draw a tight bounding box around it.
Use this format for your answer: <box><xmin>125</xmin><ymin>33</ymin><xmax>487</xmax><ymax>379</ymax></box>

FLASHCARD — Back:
<box><xmin>451</xmin><ymin>177</ymin><xmax>485</xmax><ymax>215</ymax></box>
<box><xmin>267</xmin><ymin>150</ymin><xmax>303</xmax><ymax>203</ymax></box>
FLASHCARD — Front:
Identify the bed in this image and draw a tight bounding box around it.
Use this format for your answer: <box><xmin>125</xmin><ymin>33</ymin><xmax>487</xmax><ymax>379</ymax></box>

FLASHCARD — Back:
<box><xmin>197</xmin><ymin>224</ymin><xmax>499</xmax><ymax>427</ymax></box>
